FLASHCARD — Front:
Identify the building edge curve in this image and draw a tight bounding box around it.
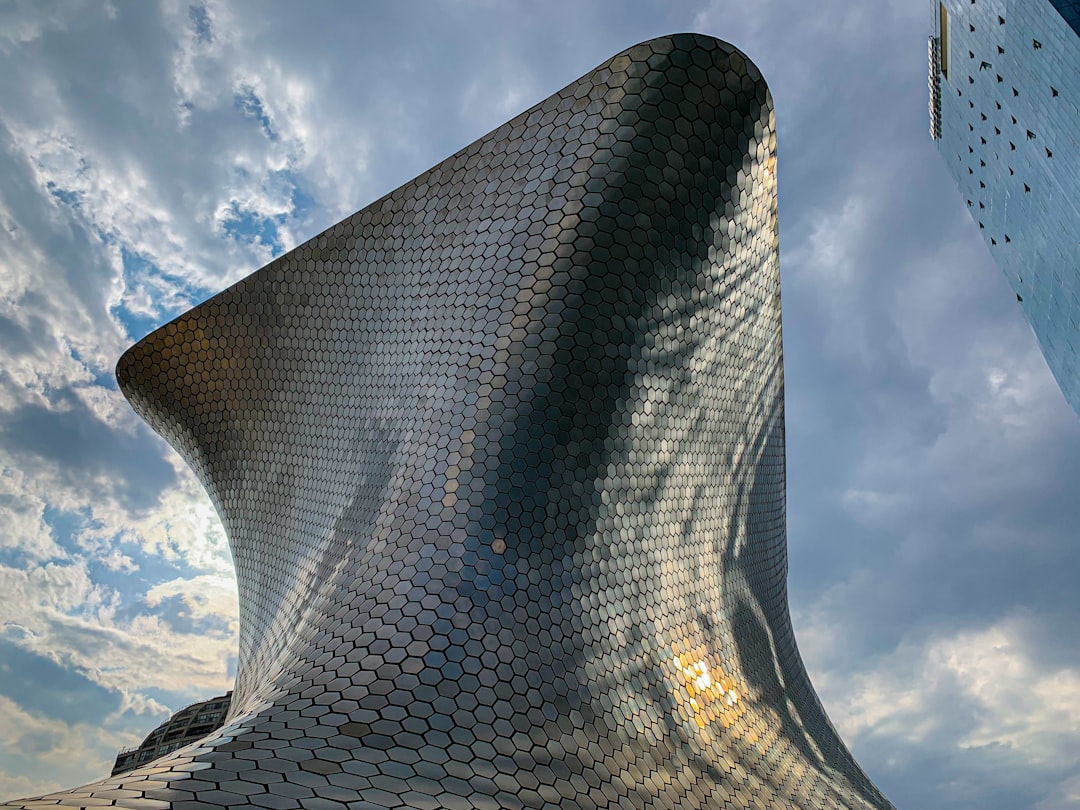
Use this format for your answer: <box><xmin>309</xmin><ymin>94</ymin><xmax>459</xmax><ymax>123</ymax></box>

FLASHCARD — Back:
<box><xmin>6</xmin><ymin>33</ymin><xmax>894</xmax><ymax>810</ymax></box>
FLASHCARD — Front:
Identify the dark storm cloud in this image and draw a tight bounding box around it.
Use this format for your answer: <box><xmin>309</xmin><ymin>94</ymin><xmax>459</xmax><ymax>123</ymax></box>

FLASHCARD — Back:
<box><xmin>0</xmin><ymin>640</ymin><xmax>120</xmax><ymax>726</ymax></box>
<box><xmin>0</xmin><ymin>393</ymin><xmax>175</xmax><ymax>512</ymax></box>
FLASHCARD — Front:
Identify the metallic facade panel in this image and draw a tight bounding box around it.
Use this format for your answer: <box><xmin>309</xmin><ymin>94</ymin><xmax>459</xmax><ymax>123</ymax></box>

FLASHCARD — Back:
<box><xmin>932</xmin><ymin>0</ymin><xmax>1080</xmax><ymax>416</ymax></box>
<box><xmin>3</xmin><ymin>33</ymin><xmax>893</xmax><ymax>810</ymax></box>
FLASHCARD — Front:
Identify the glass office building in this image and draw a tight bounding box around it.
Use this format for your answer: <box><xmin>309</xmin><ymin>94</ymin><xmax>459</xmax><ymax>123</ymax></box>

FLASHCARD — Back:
<box><xmin>930</xmin><ymin>0</ymin><xmax>1080</xmax><ymax>415</ymax></box>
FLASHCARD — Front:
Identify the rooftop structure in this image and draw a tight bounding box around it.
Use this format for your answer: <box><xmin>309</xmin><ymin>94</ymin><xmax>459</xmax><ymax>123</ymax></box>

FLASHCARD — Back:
<box><xmin>110</xmin><ymin>692</ymin><xmax>232</xmax><ymax>776</ymax></box>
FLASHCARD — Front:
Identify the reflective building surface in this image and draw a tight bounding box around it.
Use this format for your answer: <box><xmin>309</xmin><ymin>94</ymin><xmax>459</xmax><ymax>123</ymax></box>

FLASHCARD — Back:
<box><xmin>4</xmin><ymin>34</ymin><xmax>892</xmax><ymax>810</ymax></box>
<box><xmin>930</xmin><ymin>0</ymin><xmax>1080</xmax><ymax>415</ymax></box>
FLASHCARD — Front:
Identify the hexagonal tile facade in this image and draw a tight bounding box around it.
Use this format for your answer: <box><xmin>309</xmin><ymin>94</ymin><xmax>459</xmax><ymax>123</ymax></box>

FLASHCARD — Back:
<box><xmin>3</xmin><ymin>33</ymin><xmax>894</xmax><ymax>810</ymax></box>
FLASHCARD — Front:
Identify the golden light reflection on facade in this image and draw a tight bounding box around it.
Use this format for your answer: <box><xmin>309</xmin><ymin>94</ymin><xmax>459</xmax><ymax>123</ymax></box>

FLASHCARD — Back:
<box><xmin>672</xmin><ymin>651</ymin><xmax>742</xmax><ymax>731</ymax></box>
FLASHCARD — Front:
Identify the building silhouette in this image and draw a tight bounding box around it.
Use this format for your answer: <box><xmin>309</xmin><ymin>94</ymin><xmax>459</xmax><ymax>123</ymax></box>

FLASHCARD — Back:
<box><xmin>111</xmin><ymin>692</ymin><xmax>232</xmax><ymax>776</ymax></box>
<box><xmin>930</xmin><ymin>0</ymin><xmax>1080</xmax><ymax>414</ymax></box>
<box><xmin>4</xmin><ymin>34</ymin><xmax>892</xmax><ymax>809</ymax></box>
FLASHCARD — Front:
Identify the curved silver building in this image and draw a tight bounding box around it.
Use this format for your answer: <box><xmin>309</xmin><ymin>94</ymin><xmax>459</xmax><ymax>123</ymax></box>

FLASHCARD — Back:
<box><xmin>4</xmin><ymin>34</ymin><xmax>893</xmax><ymax>810</ymax></box>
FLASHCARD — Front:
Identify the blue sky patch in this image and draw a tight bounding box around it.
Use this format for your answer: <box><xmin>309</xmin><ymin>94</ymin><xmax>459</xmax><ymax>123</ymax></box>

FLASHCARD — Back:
<box><xmin>114</xmin><ymin>246</ymin><xmax>206</xmax><ymax>338</ymax></box>
<box><xmin>234</xmin><ymin>86</ymin><xmax>277</xmax><ymax>142</ymax></box>
<box><xmin>188</xmin><ymin>4</ymin><xmax>213</xmax><ymax>44</ymax></box>
<box><xmin>45</xmin><ymin>181</ymin><xmax>81</xmax><ymax>208</ymax></box>
<box><xmin>219</xmin><ymin>200</ymin><xmax>285</xmax><ymax>256</ymax></box>
<box><xmin>0</xmin><ymin>640</ymin><xmax>121</xmax><ymax>726</ymax></box>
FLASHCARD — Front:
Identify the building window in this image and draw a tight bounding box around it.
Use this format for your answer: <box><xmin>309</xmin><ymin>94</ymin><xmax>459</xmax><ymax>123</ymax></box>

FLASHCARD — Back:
<box><xmin>940</xmin><ymin>3</ymin><xmax>951</xmax><ymax>79</ymax></box>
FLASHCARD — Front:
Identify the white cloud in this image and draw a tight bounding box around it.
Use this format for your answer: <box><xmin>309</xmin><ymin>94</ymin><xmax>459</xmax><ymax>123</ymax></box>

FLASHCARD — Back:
<box><xmin>166</xmin><ymin>0</ymin><xmax>235</xmax><ymax>127</ymax></box>
<box><xmin>161</xmin><ymin>0</ymin><xmax>370</xmax><ymax>228</ymax></box>
<box><xmin>840</xmin><ymin>487</ymin><xmax>908</xmax><ymax>529</ymax></box>
<box><xmin>0</xmin><ymin>692</ymin><xmax>136</xmax><ymax>799</ymax></box>
<box><xmin>0</xmin><ymin>467</ymin><xmax>64</xmax><ymax>563</ymax></box>
<box><xmin>1036</xmin><ymin>773</ymin><xmax>1080</xmax><ymax>810</ymax></box>
<box><xmin>791</xmin><ymin>193</ymin><xmax>873</xmax><ymax>288</ymax></box>
<box><xmin>98</xmin><ymin>549</ymin><xmax>137</xmax><ymax>574</ymax></box>
<box><xmin>12</xmin><ymin>122</ymin><xmax>217</xmax><ymax>309</ymax></box>
<box><xmin>0</xmin><ymin>199</ymin><xmax>121</xmax><ymax>415</ymax></box>
<box><xmin>0</xmin><ymin>0</ymin><xmax>91</xmax><ymax>54</ymax></box>
<box><xmin>0</xmin><ymin>559</ymin><xmax>99</xmax><ymax>619</ymax></box>
<box><xmin>0</xmin><ymin>410</ymin><xmax>236</xmax><ymax>735</ymax></box>
<box><xmin>145</xmin><ymin>573</ymin><xmax>238</xmax><ymax>625</ymax></box>
<box><xmin>0</xmin><ymin>552</ymin><xmax>236</xmax><ymax>704</ymax></box>
<box><xmin>61</xmin><ymin>452</ymin><xmax>232</xmax><ymax>573</ymax></box>
<box><xmin>807</xmin><ymin>613</ymin><xmax>1080</xmax><ymax>776</ymax></box>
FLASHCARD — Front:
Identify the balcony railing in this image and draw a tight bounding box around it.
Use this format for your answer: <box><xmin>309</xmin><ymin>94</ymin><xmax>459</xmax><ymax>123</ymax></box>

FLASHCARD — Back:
<box><xmin>928</xmin><ymin>36</ymin><xmax>943</xmax><ymax>141</ymax></box>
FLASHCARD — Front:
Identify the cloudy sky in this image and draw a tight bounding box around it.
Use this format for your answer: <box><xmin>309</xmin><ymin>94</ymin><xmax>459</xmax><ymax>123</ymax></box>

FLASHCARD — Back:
<box><xmin>1</xmin><ymin>0</ymin><xmax>1079</xmax><ymax>807</ymax></box>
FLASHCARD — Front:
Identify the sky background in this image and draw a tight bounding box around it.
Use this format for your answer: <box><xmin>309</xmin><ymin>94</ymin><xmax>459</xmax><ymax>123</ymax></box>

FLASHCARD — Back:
<box><xmin>1</xmin><ymin>1</ymin><xmax>1079</xmax><ymax>807</ymax></box>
